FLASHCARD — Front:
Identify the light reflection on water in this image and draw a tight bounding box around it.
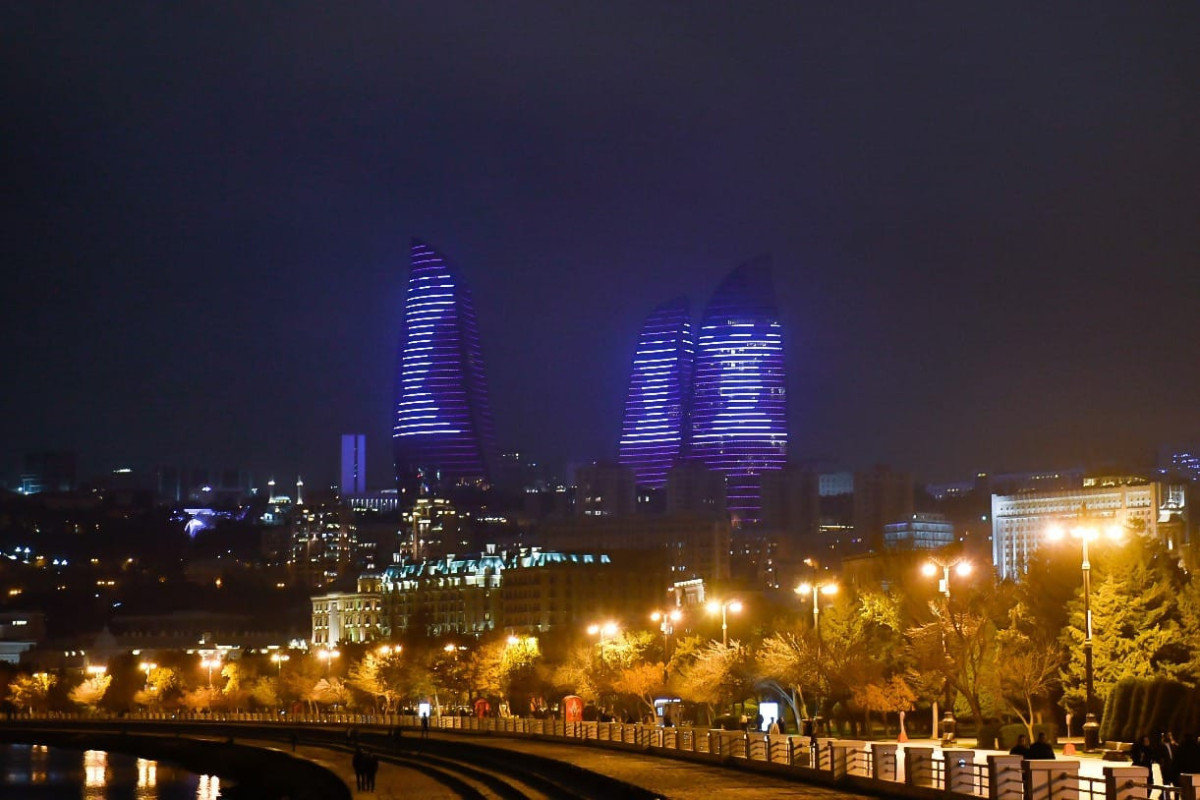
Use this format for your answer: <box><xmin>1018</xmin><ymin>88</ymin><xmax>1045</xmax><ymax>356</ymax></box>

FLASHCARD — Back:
<box><xmin>0</xmin><ymin>743</ymin><xmax>219</xmax><ymax>798</ymax></box>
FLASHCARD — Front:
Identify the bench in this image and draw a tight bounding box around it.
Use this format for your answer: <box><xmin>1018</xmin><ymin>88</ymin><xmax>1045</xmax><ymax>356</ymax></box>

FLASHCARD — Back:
<box><xmin>1102</xmin><ymin>741</ymin><xmax>1132</xmax><ymax>761</ymax></box>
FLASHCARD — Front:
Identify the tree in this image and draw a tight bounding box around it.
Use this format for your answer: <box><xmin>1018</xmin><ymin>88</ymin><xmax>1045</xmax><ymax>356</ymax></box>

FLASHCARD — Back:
<box><xmin>9</xmin><ymin>672</ymin><xmax>56</xmax><ymax>712</ymax></box>
<box><xmin>249</xmin><ymin>676</ymin><xmax>281</xmax><ymax>709</ymax></box>
<box><xmin>611</xmin><ymin>662</ymin><xmax>667</xmax><ymax>717</ymax></box>
<box><xmin>180</xmin><ymin>686</ymin><xmax>220</xmax><ymax>712</ymax></box>
<box><xmin>992</xmin><ymin>621</ymin><xmax>1061</xmax><ymax>738</ymax></box>
<box><xmin>907</xmin><ymin>603</ymin><xmax>999</xmax><ymax>730</ymax></box>
<box><xmin>817</xmin><ymin>591</ymin><xmax>901</xmax><ymax>729</ymax></box>
<box><xmin>755</xmin><ymin>630</ymin><xmax>819</xmax><ymax>725</ymax></box>
<box><xmin>70</xmin><ymin>675</ymin><xmax>113</xmax><ymax>711</ymax></box>
<box><xmin>307</xmin><ymin>678</ymin><xmax>352</xmax><ymax>711</ymax></box>
<box><xmin>347</xmin><ymin>651</ymin><xmax>406</xmax><ymax>712</ymax></box>
<box><xmin>851</xmin><ymin>674</ymin><xmax>916</xmax><ymax>735</ymax></box>
<box><xmin>675</xmin><ymin>640</ymin><xmax>751</xmax><ymax>725</ymax></box>
<box><xmin>1059</xmin><ymin>534</ymin><xmax>1186</xmax><ymax>715</ymax></box>
<box><xmin>218</xmin><ymin>663</ymin><xmax>250</xmax><ymax>711</ymax></box>
<box><xmin>550</xmin><ymin>644</ymin><xmax>602</xmax><ymax>703</ymax></box>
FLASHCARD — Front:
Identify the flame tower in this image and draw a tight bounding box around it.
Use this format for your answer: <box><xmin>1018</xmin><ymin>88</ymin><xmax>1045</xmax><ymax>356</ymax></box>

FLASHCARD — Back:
<box><xmin>618</xmin><ymin>297</ymin><xmax>695</xmax><ymax>488</ymax></box>
<box><xmin>689</xmin><ymin>256</ymin><xmax>787</xmax><ymax>523</ymax></box>
<box><xmin>393</xmin><ymin>239</ymin><xmax>498</xmax><ymax>494</ymax></box>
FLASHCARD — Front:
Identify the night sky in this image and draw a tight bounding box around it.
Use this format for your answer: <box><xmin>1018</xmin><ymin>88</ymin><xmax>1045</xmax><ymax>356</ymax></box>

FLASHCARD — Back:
<box><xmin>4</xmin><ymin>3</ymin><xmax>1199</xmax><ymax>489</ymax></box>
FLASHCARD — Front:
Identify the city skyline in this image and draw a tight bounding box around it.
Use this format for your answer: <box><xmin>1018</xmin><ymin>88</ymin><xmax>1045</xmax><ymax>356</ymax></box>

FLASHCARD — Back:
<box><xmin>3</xmin><ymin>4</ymin><xmax>1198</xmax><ymax>487</ymax></box>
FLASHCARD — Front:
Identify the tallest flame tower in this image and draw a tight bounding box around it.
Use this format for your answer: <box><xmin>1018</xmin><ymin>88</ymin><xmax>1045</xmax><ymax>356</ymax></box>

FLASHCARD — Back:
<box><xmin>393</xmin><ymin>239</ymin><xmax>498</xmax><ymax>495</ymax></box>
<box><xmin>689</xmin><ymin>256</ymin><xmax>787</xmax><ymax>523</ymax></box>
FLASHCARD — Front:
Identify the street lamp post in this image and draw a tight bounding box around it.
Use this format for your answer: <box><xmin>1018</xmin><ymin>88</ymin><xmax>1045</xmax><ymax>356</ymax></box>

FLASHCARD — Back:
<box><xmin>316</xmin><ymin>648</ymin><xmax>339</xmax><ymax>677</ymax></box>
<box><xmin>586</xmin><ymin>621</ymin><xmax>620</xmax><ymax>643</ymax></box>
<box><xmin>920</xmin><ymin>556</ymin><xmax>971</xmax><ymax>741</ymax></box>
<box><xmin>794</xmin><ymin>580</ymin><xmax>838</xmax><ymax>656</ymax></box>
<box><xmin>271</xmin><ymin>653</ymin><xmax>290</xmax><ymax>676</ymax></box>
<box><xmin>921</xmin><ymin>556</ymin><xmax>973</xmax><ymax>602</ymax></box>
<box><xmin>650</xmin><ymin>608</ymin><xmax>682</xmax><ymax>659</ymax></box>
<box><xmin>1048</xmin><ymin>510</ymin><xmax>1125</xmax><ymax>752</ymax></box>
<box><xmin>200</xmin><ymin>657</ymin><xmax>220</xmax><ymax>689</ymax></box>
<box><xmin>705</xmin><ymin>599</ymin><xmax>742</xmax><ymax>647</ymax></box>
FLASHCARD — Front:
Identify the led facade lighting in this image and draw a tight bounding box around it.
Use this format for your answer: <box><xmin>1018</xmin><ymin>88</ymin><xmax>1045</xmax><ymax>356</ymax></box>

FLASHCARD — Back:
<box><xmin>690</xmin><ymin>256</ymin><xmax>787</xmax><ymax>523</ymax></box>
<box><xmin>618</xmin><ymin>297</ymin><xmax>695</xmax><ymax>488</ymax></box>
<box><xmin>393</xmin><ymin>239</ymin><xmax>499</xmax><ymax>493</ymax></box>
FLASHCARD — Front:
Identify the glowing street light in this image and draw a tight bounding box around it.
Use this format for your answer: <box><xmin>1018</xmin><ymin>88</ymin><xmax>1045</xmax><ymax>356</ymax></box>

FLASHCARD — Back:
<box><xmin>922</xmin><ymin>556</ymin><xmax>973</xmax><ymax>601</ymax></box>
<box><xmin>1046</xmin><ymin>508</ymin><xmax>1126</xmax><ymax>750</ymax></box>
<box><xmin>85</xmin><ymin>664</ymin><xmax>107</xmax><ymax>677</ymax></box>
<box><xmin>705</xmin><ymin>599</ymin><xmax>742</xmax><ymax>647</ymax></box>
<box><xmin>795</xmin><ymin>580</ymin><xmax>838</xmax><ymax>646</ymax></box>
<box><xmin>377</xmin><ymin>644</ymin><xmax>400</xmax><ymax>657</ymax></box>
<box><xmin>316</xmin><ymin>648</ymin><xmax>339</xmax><ymax>676</ymax></box>
<box><xmin>200</xmin><ymin>657</ymin><xmax>221</xmax><ymax>688</ymax></box>
<box><xmin>586</xmin><ymin>621</ymin><xmax>620</xmax><ymax>642</ymax></box>
<box><xmin>270</xmin><ymin>653</ymin><xmax>290</xmax><ymax>675</ymax></box>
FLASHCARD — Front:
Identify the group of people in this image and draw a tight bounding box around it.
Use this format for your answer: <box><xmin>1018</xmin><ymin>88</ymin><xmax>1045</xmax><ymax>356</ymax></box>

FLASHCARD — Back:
<box><xmin>1131</xmin><ymin>732</ymin><xmax>1200</xmax><ymax>788</ymax></box>
<box><xmin>352</xmin><ymin>747</ymin><xmax>380</xmax><ymax>792</ymax></box>
<box><xmin>1009</xmin><ymin>732</ymin><xmax>1057</xmax><ymax>759</ymax></box>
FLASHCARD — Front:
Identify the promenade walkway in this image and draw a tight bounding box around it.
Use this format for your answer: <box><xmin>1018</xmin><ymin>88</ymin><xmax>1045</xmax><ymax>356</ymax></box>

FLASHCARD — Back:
<box><xmin>241</xmin><ymin>738</ymin><xmax>457</xmax><ymax>800</ymax></box>
<box><xmin>410</xmin><ymin>731</ymin><xmax>874</xmax><ymax>800</ymax></box>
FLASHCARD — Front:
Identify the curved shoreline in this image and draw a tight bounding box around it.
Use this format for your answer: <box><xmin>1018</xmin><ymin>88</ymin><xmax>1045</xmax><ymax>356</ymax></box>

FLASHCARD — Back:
<box><xmin>0</xmin><ymin>729</ymin><xmax>350</xmax><ymax>800</ymax></box>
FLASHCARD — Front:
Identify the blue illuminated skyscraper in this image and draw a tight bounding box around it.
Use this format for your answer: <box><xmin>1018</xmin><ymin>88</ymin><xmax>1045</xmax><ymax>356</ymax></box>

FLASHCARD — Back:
<box><xmin>618</xmin><ymin>297</ymin><xmax>695</xmax><ymax>488</ymax></box>
<box><xmin>690</xmin><ymin>256</ymin><xmax>787</xmax><ymax>523</ymax></box>
<box><xmin>393</xmin><ymin>239</ymin><xmax>498</xmax><ymax>494</ymax></box>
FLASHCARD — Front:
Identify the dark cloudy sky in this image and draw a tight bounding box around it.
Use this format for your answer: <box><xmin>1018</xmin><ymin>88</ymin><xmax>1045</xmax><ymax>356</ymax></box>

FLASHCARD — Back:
<box><xmin>3</xmin><ymin>2</ymin><xmax>1198</xmax><ymax>488</ymax></box>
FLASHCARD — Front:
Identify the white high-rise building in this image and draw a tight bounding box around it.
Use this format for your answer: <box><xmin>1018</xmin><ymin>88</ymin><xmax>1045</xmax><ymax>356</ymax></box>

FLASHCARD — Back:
<box><xmin>991</xmin><ymin>476</ymin><xmax>1188</xmax><ymax>580</ymax></box>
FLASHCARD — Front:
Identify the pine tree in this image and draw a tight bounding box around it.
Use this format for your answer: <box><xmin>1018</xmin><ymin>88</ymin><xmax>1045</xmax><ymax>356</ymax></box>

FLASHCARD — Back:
<box><xmin>1059</xmin><ymin>533</ymin><xmax>1186</xmax><ymax>715</ymax></box>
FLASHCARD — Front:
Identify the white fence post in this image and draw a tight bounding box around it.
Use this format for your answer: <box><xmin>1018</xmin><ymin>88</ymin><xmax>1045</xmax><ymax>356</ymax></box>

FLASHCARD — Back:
<box><xmin>871</xmin><ymin>743</ymin><xmax>898</xmax><ymax>782</ymax></box>
<box><xmin>1103</xmin><ymin>765</ymin><xmax>1151</xmax><ymax>800</ymax></box>
<box><xmin>944</xmin><ymin>748</ymin><xmax>977</xmax><ymax>795</ymax></box>
<box><xmin>904</xmin><ymin>746</ymin><xmax>935</xmax><ymax>788</ymax></box>
<box><xmin>987</xmin><ymin>754</ymin><xmax>1024</xmax><ymax>800</ymax></box>
<box><xmin>1023</xmin><ymin>759</ymin><xmax>1079</xmax><ymax>800</ymax></box>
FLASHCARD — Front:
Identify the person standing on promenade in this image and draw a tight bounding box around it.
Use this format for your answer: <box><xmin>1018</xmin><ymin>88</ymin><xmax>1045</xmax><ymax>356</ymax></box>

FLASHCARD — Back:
<box><xmin>1010</xmin><ymin>734</ymin><xmax>1030</xmax><ymax>757</ymax></box>
<box><xmin>1027</xmin><ymin>732</ymin><xmax>1055</xmax><ymax>759</ymax></box>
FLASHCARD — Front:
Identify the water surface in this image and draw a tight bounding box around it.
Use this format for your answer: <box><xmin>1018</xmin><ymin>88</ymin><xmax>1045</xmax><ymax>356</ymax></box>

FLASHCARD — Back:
<box><xmin>0</xmin><ymin>743</ymin><xmax>220</xmax><ymax>799</ymax></box>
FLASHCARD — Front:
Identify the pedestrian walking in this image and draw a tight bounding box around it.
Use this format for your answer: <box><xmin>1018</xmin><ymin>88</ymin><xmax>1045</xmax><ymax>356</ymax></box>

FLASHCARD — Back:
<box><xmin>365</xmin><ymin>752</ymin><xmax>379</xmax><ymax>791</ymax></box>
<box><xmin>1176</xmin><ymin>733</ymin><xmax>1200</xmax><ymax>777</ymax></box>
<box><xmin>1010</xmin><ymin>734</ymin><xmax>1030</xmax><ymax>758</ymax></box>
<box><xmin>767</xmin><ymin>718</ymin><xmax>780</xmax><ymax>735</ymax></box>
<box><xmin>1158</xmin><ymin>733</ymin><xmax>1179</xmax><ymax>795</ymax></box>
<box><xmin>421</xmin><ymin>712</ymin><xmax>430</xmax><ymax>738</ymax></box>
<box><xmin>352</xmin><ymin>746</ymin><xmax>366</xmax><ymax>791</ymax></box>
<box><xmin>1132</xmin><ymin>735</ymin><xmax>1155</xmax><ymax>771</ymax></box>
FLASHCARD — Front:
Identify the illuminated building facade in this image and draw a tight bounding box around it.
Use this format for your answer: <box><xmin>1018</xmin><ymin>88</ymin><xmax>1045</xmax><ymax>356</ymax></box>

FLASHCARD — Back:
<box><xmin>883</xmin><ymin>512</ymin><xmax>955</xmax><ymax>551</ymax></box>
<box><xmin>618</xmin><ymin>297</ymin><xmax>695</xmax><ymax>488</ymax></box>
<box><xmin>393</xmin><ymin>239</ymin><xmax>498</xmax><ymax>494</ymax></box>
<box><xmin>290</xmin><ymin>502</ymin><xmax>358</xmax><ymax>587</ymax></box>
<box><xmin>690</xmin><ymin>256</ymin><xmax>787</xmax><ymax>523</ymax></box>
<box><xmin>991</xmin><ymin>476</ymin><xmax>1189</xmax><ymax>580</ymax></box>
<box><xmin>309</xmin><ymin>547</ymin><xmax>634</xmax><ymax>640</ymax></box>
<box><xmin>311</xmin><ymin>575</ymin><xmax>385</xmax><ymax>646</ymax></box>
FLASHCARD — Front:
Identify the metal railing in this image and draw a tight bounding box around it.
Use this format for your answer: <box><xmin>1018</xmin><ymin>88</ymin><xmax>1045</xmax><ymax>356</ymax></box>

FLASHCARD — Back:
<box><xmin>4</xmin><ymin>711</ymin><xmax>1169</xmax><ymax>800</ymax></box>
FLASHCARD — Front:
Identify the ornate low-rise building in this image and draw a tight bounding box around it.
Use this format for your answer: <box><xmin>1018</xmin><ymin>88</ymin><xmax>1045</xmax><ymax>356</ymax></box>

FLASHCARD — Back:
<box><xmin>310</xmin><ymin>545</ymin><xmax>664</xmax><ymax>644</ymax></box>
<box><xmin>311</xmin><ymin>575</ymin><xmax>385</xmax><ymax>646</ymax></box>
